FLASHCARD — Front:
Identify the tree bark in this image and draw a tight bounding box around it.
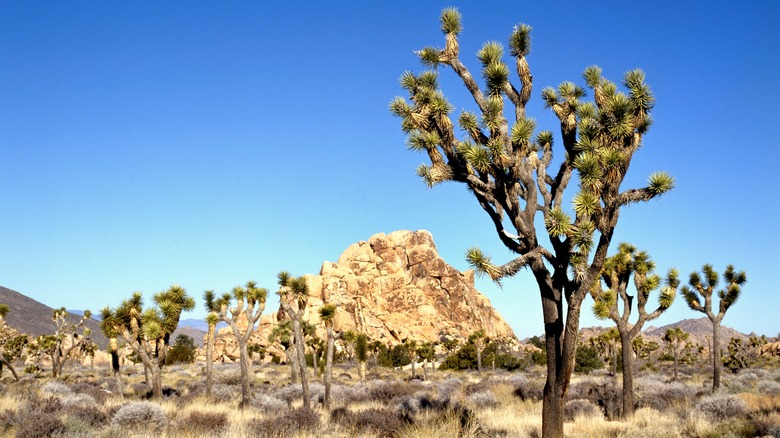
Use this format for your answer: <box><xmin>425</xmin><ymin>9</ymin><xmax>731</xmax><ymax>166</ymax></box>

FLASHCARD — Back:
<box><xmin>0</xmin><ymin>358</ymin><xmax>18</xmax><ymax>382</ymax></box>
<box><xmin>712</xmin><ymin>321</ymin><xmax>721</xmax><ymax>391</ymax></box>
<box><xmin>237</xmin><ymin>338</ymin><xmax>251</xmax><ymax>408</ymax></box>
<box><xmin>291</xmin><ymin>318</ymin><xmax>311</xmax><ymax>410</ymax></box>
<box><xmin>205</xmin><ymin>323</ymin><xmax>215</xmax><ymax>397</ymax></box>
<box><xmin>620</xmin><ymin>332</ymin><xmax>634</xmax><ymax>417</ymax></box>
<box><xmin>324</xmin><ymin>326</ymin><xmax>335</xmax><ymax>411</ymax></box>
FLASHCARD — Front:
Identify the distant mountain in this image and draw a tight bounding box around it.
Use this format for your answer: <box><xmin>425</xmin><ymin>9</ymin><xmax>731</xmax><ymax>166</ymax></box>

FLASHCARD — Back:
<box><xmin>0</xmin><ymin>286</ymin><xmax>108</xmax><ymax>348</ymax></box>
<box><xmin>645</xmin><ymin>317</ymin><xmax>749</xmax><ymax>347</ymax></box>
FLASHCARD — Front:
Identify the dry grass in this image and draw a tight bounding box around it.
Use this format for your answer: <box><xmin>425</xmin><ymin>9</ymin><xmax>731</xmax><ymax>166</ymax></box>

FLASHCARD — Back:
<box><xmin>1</xmin><ymin>362</ymin><xmax>779</xmax><ymax>437</ymax></box>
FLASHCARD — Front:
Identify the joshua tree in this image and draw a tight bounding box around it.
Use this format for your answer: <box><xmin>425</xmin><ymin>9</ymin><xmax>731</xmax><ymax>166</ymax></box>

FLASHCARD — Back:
<box><xmin>469</xmin><ymin>329</ymin><xmax>488</xmax><ymax>373</ymax></box>
<box><xmin>0</xmin><ymin>304</ymin><xmax>20</xmax><ymax>381</ymax></box>
<box><xmin>416</xmin><ymin>342</ymin><xmax>436</xmax><ymax>379</ymax></box>
<box><xmin>354</xmin><ymin>332</ymin><xmax>368</xmax><ymax>382</ymax></box>
<box><xmin>202</xmin><ymin>290</ymin><xmax>221</xmax><ymax>397</ymax></box>
<box><xmin>590</xmin><ymin>243</ymin><xmax>678</xmax><ymax>416</ymax></box>
<box><xmin>319</xmin><ymin>303</ymin><xmax>337</xmax><ymax>411</ymax></box>
<box><xmin>45</xmin><ymin>308</ymin><xmax>93</xmax><ymax>378</ymax></box>
<box><xmin>631</xmin><ymin>335</ymin><xmax>659</xmax><ymax>360</ymax></box>
<box><xmin>390</xmin><ymin>8</ymin><xmax>672</xmax><ymax>436</ymax></box>
<box><xmin>269</xmin><ymin>320</ymin><xmax>299</xmax><ymax>383</ymax></box>
<box><xmin>217</xmin><ymin>281</ymin><xmax>267</xmax><ymax>408</ymax></box>
<box><xmin>403</xmin><ymin>339</ymin><xmax>418</xmax><ymax>379</ymax></box>
<box><xmin>101</xmin><ymin>285</ymin><xmax>195</xmax><ymax>399</ymax></box>
<box><xmin>277</xmin><ymin>272</ymin><xmax>312</xmax><ymax>410</ymax></box>
<box><xmin>681</xmin><ymin>264</ymin><xmax>747</xmax><ymax>391</ymax></box>
<box><xmin>589</xmin><ymin>328</ymin><xmax>620</xmax><ymax>376</ymax></box>
<box><xmin>662</xmin><ymin>327</ymin><xmax>689</xmax><ymax>381</ymax></box>
<box><xmin>307</xmin><ymin>335</ymin><xmax>325</xmax><ymax>378</ymax></box>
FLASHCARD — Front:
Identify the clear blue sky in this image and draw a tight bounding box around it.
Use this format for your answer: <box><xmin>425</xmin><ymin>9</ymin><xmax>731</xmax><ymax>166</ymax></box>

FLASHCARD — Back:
<box><xmin>2</xmin><ymin>2</ymin><xmax>778</xmax><ymax>338</ymax></box>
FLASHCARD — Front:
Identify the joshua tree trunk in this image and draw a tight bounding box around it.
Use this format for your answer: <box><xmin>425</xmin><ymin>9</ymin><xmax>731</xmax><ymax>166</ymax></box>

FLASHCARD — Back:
<box><xmin>358</xmin><ymin>360</ymin><xmax>366</xmax><ymax>382</ymax></box>
<box><xmin>205</xmin><ymin>323</ymin><xmax>215</xmax><ymax>397</ymax></box>
<box><xmin>0</xmin><ymin>358</ymin><xmax>18</xmax><ymax>382</ymax></box>
<box><xmin>237</xmin><ymin>337</ymin><xmax>252</xmax><ymax>407</ymax></box>
<box><xmin>422</xmin><ymin>358</ymin><xmax>430</xmax><ymax>380</ymax></box>
<box><xmin>291</xmin><ymin>318</ymin><xmax>311</xmax><ymax>410</ymax></box>
<box><xmin>712</xmin><ymin>320</ymin><xmax>721</xmax><ymax>390</ymax></box>
<box><xmin>324</xmin><ymin>326</ymin><xmax>335</xmax><ymax>411</ymax></box>
<box><xmin>286</xmin><ymin>344</ymin><xmax>300</xmax><ymax>384</ymax></box>
<box><xmin>312</xmin><ymin>349</ymin><xmax>320</xmax><ymax>378</ymax></box>
<box><xmin>620</xmin><ymin>332</ymin><xmax>635</xmax><ymax>417</ymax></box>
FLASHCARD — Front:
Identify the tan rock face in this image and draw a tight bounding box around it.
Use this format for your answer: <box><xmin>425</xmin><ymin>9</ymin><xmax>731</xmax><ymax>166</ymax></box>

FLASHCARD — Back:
<box><xmin>209</xmin><ymin>230</ymin><xmax>517</xmax><ymax>361</ymax></box>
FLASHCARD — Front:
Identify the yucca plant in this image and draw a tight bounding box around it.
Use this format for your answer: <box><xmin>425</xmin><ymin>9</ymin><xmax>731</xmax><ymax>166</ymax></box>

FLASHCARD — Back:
<box><xmin>391</xmin><ymin>8</ymin><xmax>673</xmax><ymax>437</ymax></box>
<box><xmin>681</xmin><ymin>264</ymin><xmax>747</xmax><ymax>391</ymax></box>
<box><xmin>203</xmin><ymin>289</ymin><xmax>221</xmax><ymax>397</ymax></box>
<box><xmin>319</xmin><ymin>303</ymin><xmax>337</xmax><ymax>411</ymax></box>
<box><xmin>590</xmin><ymin>243</ymin><xmax>678</xmax><ymax>417</ymax></box>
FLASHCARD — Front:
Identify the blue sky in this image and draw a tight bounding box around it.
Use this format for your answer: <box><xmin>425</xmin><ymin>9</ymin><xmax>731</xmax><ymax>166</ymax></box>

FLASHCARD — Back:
<box><xmin>1</xmin><ymin>2</ymin><xmax>778</xmax><ymax>338</ymax></box>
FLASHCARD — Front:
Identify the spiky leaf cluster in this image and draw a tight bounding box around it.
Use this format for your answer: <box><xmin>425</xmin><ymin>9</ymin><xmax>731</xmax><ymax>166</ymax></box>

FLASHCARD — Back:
<box><xmin>681</xmin><ymin>264</ymin><xmax>747</xmax><ymax>317</ymax></box>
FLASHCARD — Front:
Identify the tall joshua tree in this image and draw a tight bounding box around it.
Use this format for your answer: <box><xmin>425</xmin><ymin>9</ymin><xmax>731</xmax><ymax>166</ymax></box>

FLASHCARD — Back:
<box><xmin>277</xmin><ymin>272</ymin><xmax>312</xmax><ymax>410</ymax></box>
<box><xmin>390</xmin><ymin>8</ymin><xmax>673</xmax><ymax>436</ymax></box>
<box><xmin>218</xmin><ymin>281</ymin><xmax>267</xmax><ymax>408</ymax></box>
<box><xmin>319</xmin><ymin>303</ymin><xmax>337</xmax><ymax>411</ymax></box>
<box><xmin>203</xmin><ymin>290</ymin><xmax>221</xmax><ymax>398</ymax></box>
<box><xmin>681</xmin><ymin>264</ymin><xmax>747</xmax><ymax>391</ymax></box>
<box><xmin>101</xmin><ymin>286</ymin><xmax>195</xmax><ymax>399</ymax></box>
<box><xmin>591</xmin><ymin>243</ymin><xmax>678</xmax><ymax>417</ymax></box>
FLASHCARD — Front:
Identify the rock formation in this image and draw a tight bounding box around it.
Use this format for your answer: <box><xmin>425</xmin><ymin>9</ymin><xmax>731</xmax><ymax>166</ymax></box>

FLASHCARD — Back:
<box><xmin>208</xmin><ymin>230</ymin><xmax>517</xmax><ymax>362</ymax></box>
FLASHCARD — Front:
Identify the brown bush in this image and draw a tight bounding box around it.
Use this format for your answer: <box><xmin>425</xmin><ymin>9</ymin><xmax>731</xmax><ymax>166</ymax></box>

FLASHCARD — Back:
<box><xmin>248</xmin><ymin>407</ymin><xmax>320</xmax><ymax>437</ymax></box>
<box><xmin>331</xmin><ymin>407</ymin><xmax>411</xmax><ymax>437</ymax></box>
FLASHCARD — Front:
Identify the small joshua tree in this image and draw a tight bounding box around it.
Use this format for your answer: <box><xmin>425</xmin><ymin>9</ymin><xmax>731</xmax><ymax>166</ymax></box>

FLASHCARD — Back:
<box><xmin>662</xmin><ymin>327</ymin><xmax>689</xmax><ymax>381</ymax></box>
<box><xmin>45</xmin><ymin>308</ymin><xmax>93</xmax><ymax>378</ymax></box>
<box><xmin>469</xmin><ymin>329</ymin><xmax>488</xmax><ymax>373</ymax></box>
<box><xmin>277</xmin><ymin>272</ymin><xmax>312</xmax><ymax>410</ymax></box>
<box><xmin>0</xmin><ymin>304</ymin><xmax>20</xmax><ymax>381</ymax></box>
<box><xmin>218</xmin><ymin>281</ymin><xmax>267</xmax><ymax>408</ymax></box>
<box><xmin>203</xmin><ymin>290</ymin><xmax>220</xmax><ymax>397</ymax></box>
<box><xmin>590</xmin><ymin>243</ymin><xmax>678</xmax><ymax>416</ymax></box>
<box><xmin>269</xmin><ymin>320</ymin><xmax>299</xmax><ymax>383</ymax></box>
<box><xmin>354</xmin><ymin>332</ymin><xmax>368</xmax><ymax>382</ymax></box>
<box><xmin>681</xmin><ymin>264</ymin><xmax>747</xmax><ymax>391</ymax></box>
<box><xmin>319</xmin><ymin>303</ymin><xmax>337</xmax><ymax>411</ymax></box>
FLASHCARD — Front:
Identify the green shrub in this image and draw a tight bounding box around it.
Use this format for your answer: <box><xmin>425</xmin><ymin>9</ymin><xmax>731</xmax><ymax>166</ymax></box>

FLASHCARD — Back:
<box><xmin>574</xmin><ymin>345</ymin><xmax>603</xmax><ymax>374</ymax></box>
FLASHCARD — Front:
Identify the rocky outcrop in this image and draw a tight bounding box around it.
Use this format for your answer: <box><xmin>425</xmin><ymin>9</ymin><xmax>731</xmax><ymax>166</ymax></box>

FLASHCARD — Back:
<box><xmin>209</xmin><ymin>230</ymin><xmax>517</xmax><ymax>362</ymax></box>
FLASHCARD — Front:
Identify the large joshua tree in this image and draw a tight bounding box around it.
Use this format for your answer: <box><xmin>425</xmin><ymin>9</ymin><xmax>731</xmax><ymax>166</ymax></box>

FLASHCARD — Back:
<box><xmin>277</xmin><ymin>272</ymin><xmax>312</xmax><ymax>410</ymax></box>
<box><xmin>591</xmin><ymin>243</ymin><xmax>678</xmax><ymax>417</ymax></box>
<box><xmin>101</xmin><ymin>285</ymin><xmax>195</xmax><ymax>399</ymax></box>
<box><xmin>681</xmin><ymin>264</ymin><xmax>747</xmax><ymax>391</ymax></box>
<box><xmin>217</xmin><ymin>281</ymin><xmax>267</xmax><ymax>408</ymax></box>
<box><xmin>390</xmin><ymin>8</ymin><xmax>673</xmax><ymax>436</ymax></box>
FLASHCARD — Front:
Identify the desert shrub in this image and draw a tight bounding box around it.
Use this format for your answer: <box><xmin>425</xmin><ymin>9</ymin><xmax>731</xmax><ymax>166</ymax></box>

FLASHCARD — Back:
<box><xmin>210</xmin><ymin>384</ymin><xmax>236</xmax><ymax>403</ymax></box>
<box><xmin>248</xmin><ymin>407</ymin><xmax>319</xmax><ymax>437</ymax></box>
<box><xmin>40</xmin><ymin>380</ymin><xmax>73</xmax><ymax>397</ymax></box>
<box><xmin>214</xmin><ymin>366</ymin><xmax>242</xmax><ymax>385</ymax></box>
<box><xmin>26</xmin><ymin>394</ymin><xmax>63</xmax><ymax>414</ymax></box>
<box><xmin>60</xmin><ymin>392</ymin><xmax>97</xmax><ymax>408</ymax></box>
<box><xmin>325</xmin><ymin>383</ymin><xmax>370</xmax><ymax>407</ymax></box>
<box><xmin>64</xmin><ymin>403</ymin><xmax>109</xmax><ymax>426</ymax></box>
<box><xmin>252</xmin><ymin>393</ymin><xmax>287</xmax><ymax>413</ymax></box>
<box><xmin>14</xmin><ymin>409</ymin><xmax>67</xmax><ymax>438</ymax></box>
<box><xmin>0</xmin><ymin>409</ymin><xmax>14</xmax><ymax>433</ymax></box>
<box><xmin>513</xmin><ymin>380</ymin><xmax>544</xmax><ymax>402</ymax></box>
<box><xmin>130</xmin><ymin>382</ymin><xmax>150</xmax><ymax>397</ymax></box>
<box><xmin>574</xmin><ymin>345</ymin><xmax>603</xmax><ymax>374</ymax></box>
<box><xmin>567</xmin><ymin>378</ymin><xmax>620</xmax><ymax>420</ymax></box>
<box><xmin>395</xmin><ymin>390</ymin><xmax>448</xmax><ymax>415</ymax></box>
<box><xmin>177</xmin><ymin>410</ymin><xmax>228</xmax><ymax>435</ymax></box>
<box><xmin>69</xmin><ymin>381</ymin><xmax>109</xmax><ymax>404</ymax></box>
<box><xmin>757</xmin><ymin>380</ymin><xmax>780</xmax><ymax>396</ymax></box>
<box><xmin>369</xmin><ymin>380</ymin><xmax>423</xmax><ymax>403</ymax></box>
<box><xmin>273</xmin><ymin>384</ymin><xmax>303</xmax><ymax>404</ymax></box>
<box><xmin>331</xmin><ymin>407</ymin><xmax>411</xmax><ymax>437</ymax></box>
<box><xmin>695</xmin><ymin>393</ymin><xmax>748</xmax><ymax>421</ymax></box>
<box><xmin>111</xmin><ymin>401</ymin><xmax>168</xmax><ymax>433</ymax></box>
<box><xmin>466</xmin><ymin>390</ymin><xmax>498</xmax><ymax>408</ymax></box>
<box><xmin>564</xmin><ymin>398</ymin><xmax>600</xmax><ymax>422</ymax></box>
<box><xmin>165</xmin><ymin>334</ymin><xmax>196</xmax><ymax>365</ymax></box>
<box><xmin>464</xmin><ymin>378</ymin><xmax>498</xmax><ymax>396</ymax></box>
<box><xmin>637</xmin><ymin>380</ymin><xmax>696</xmax><ymax>411</ymax></box>
<box><xmin>434</xmin><ymin>377</ymin><xmax>463</xmax><ymax>400</ymax></box>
